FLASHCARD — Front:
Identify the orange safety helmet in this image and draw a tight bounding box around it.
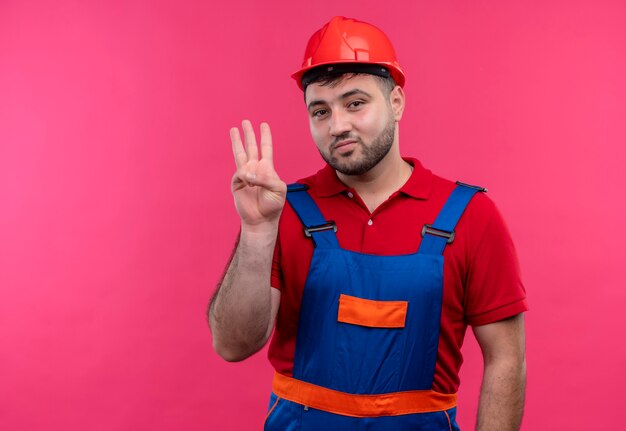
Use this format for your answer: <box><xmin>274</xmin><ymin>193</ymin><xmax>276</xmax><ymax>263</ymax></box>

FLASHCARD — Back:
<box><xmin>292</xmin><ymin>16</ymin><xmax>405</xmax><ymax>90</ymax></box>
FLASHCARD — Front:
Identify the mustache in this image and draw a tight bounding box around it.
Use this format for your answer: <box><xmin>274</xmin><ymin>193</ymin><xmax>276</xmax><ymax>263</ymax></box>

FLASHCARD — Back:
<box><xmin>330</xmin><ymin>134</ymin><xmax>361</xmax><ymax>151</ymax></box>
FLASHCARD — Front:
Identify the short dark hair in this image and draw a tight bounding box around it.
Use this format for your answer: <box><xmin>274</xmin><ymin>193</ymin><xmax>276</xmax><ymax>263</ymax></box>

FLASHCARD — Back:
<box><xmin>304</xmin><ymin>73</ymin><xmax>397</xmax><ymax>101</ymax></box>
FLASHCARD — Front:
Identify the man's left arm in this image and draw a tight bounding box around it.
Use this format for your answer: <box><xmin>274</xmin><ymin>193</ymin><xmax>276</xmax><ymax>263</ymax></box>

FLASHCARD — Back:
<box><xmin>473</xmin><ymin>313</ymin><xmax>526</xmax><ymax>431</ymax></box>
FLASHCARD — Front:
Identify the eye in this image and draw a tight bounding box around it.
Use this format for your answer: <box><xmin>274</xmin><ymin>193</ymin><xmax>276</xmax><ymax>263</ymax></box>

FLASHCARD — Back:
<box><xmin>312</xmin><ymin>109</ymin><xmax>328</xmax><ymax>118</ymax></box>
<box><xmin>348</xmin><ymin>100</ymin><xmax>364</xmax><ymax>109</ymax></box>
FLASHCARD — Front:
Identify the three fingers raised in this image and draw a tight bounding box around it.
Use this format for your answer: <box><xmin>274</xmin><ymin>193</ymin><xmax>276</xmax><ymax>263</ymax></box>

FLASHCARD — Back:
<box><xmin>230</xmin><ymin>120</ymin><xmax>274</xmax><ymax>169</ymax></box>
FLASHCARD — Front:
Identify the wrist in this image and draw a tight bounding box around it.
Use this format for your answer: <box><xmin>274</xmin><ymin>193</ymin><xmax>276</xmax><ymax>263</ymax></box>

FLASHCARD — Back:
<box><xmin>240</xmin><ymin>221</ymin><xmax>280</xmax><ymax>238</ymax></box>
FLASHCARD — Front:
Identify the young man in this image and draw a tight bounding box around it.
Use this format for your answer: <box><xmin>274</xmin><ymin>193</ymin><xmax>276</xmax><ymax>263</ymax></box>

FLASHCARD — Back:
<box><xmin>209</xmin><ymin>16</ymin><xmax>527</xmax><ymax>431</ymax></box>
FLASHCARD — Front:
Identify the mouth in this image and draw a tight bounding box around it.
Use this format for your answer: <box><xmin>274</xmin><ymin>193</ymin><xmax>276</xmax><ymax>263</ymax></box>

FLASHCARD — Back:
<box><xmin>332</xmin><ymin>139</ymin><xmax>359</xmax><ymax>153</ymax></box>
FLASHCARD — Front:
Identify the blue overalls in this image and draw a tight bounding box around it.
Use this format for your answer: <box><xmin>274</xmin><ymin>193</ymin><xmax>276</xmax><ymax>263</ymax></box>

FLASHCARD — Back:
<box><xmin>264</xmin><ymin>182</ymin><xmax>484</xmax><ymax>431</ymax></box>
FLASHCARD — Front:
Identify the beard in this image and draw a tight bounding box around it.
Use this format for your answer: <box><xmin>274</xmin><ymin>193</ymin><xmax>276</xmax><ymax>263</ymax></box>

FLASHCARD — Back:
<box><xmin>320</xmin><ymin>117</ymin><xmax>396</xmax><ymax>176</ymax></box>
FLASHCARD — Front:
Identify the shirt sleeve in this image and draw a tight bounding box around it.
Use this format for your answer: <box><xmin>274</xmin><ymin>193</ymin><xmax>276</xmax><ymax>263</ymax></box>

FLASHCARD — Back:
<box><xmin>464</xmin><ymin>200</ymin><xmax>528</xmax><ymax>326</ymax></box>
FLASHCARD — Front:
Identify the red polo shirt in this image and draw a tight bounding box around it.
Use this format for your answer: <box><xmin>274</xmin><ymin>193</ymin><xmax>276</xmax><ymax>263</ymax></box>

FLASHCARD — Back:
<box><xmin>268</xmin><ymin>158</ymin><xmax>528</xmax><ymax>394</ymax></box>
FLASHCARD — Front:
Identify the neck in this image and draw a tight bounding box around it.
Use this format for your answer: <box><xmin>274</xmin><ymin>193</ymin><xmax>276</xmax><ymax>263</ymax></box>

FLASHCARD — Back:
<box><xmin>336</xmin><ymin>144</ymin><xmax>413</xmax><ymax>212</ymax></box>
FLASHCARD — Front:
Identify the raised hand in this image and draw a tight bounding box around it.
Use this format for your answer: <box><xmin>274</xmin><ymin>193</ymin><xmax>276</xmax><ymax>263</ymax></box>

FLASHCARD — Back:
<box><xmin>230</xmin><ymin>120</ymin><xmax>287</xmax><ymax>230</ymax></box>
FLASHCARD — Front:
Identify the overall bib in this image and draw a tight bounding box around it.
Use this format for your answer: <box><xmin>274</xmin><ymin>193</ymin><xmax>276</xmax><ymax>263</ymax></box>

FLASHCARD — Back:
<box><xmin>264</xmin><ymin>183</ymin><xmax>483</xmax><ymax>431</ymax></box>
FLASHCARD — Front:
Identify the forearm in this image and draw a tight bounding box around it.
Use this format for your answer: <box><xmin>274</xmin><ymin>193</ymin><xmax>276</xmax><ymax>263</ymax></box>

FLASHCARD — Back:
<box><xmin>475</xmin><ymin>356</ymin><xmax>526</xmax><ymax>431</ymax></box>
<box><xmin>209</xmin><ymin>225</ymin><xmax>278</xmax><ymax>361</ymax></box>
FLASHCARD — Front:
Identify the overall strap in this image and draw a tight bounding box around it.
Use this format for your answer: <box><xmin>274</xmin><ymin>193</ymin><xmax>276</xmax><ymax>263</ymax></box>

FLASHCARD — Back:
<box><xmin>286</xmin><ymin>183</ymin><xmax>340</xmax><ymax>249</ymax></box>
<box><xmin>417</xmin><ymin>182</ymin><xmax>487</xmax><ymax>256</ymax></box>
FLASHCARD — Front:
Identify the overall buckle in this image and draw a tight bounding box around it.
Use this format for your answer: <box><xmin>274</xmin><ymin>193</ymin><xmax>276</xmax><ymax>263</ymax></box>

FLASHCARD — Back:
<box><xmin>455</xmin><ymin>181</ymin><xmax>488</xmax><ymax>192</ymax></box>
<box><xmin>421</xmin><ymin>224</ymin><xmax>455</xmax><ymax>244</ymax></box>
<box><xmin>304</xmin><ymin>221</ymin><xmax>337</xmax><ymax>238</ymax></box>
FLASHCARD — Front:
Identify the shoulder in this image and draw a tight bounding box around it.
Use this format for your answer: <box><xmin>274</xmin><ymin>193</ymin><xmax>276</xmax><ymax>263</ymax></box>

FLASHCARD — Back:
<box><xmin>430</xmin><ymin>173</ymin><xmax>502</xmax><ymax>223</ymax></box>
<box><xmin>426</xmin><ymin>172</ymin><xmax>511</xmax><ymax>258</ymax></box>
<box><xmin>424</xmin><ymin>174</ymin><xmax>501</xmax><ymax>242</ymax></box>
<box><xmin>295</xmin><ymin>171</ymin><xmax>321</xmax><ymax>189</ymax></box>
<box><xmin>294</xmin><ymin>163</ymin><xmax>342</xmax><ymax>197</ymax></box>
<box><xmin>279</xmin><ymin>167</ymin><xmax>328</xmax><ymax>234</ymax></box>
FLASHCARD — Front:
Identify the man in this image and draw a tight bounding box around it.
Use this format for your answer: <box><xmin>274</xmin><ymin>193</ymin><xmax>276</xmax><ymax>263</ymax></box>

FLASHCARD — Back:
<box><xmin>209</xmin><ymin>16</ymin><xmax>527</xmax><ymax>431</ymax></box>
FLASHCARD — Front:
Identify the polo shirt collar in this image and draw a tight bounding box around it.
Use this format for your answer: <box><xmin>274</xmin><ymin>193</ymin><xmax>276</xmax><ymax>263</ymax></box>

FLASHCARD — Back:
<box><xmin>312</xmin><ymin>157</ymin><xmax>433</xmax><ymax>200</ymax></box>
<box><xmin>400</xmin><ymin>157</ymin><xmax>433</xmax><ymax>200</ymax></box>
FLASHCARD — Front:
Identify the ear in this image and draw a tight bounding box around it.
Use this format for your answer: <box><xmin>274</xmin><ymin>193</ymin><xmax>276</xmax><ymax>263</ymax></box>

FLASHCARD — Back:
<box><xmin>389</xmin><ymin>86</ymin><xmax>405</xmax><ymax>121</ymax></box>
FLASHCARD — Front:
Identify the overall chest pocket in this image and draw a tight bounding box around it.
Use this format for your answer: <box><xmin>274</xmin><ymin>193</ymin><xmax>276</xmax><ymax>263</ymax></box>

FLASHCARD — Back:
<box><xmin>337</xmin><ymin>294</ymin><xmax>408</xmax><ymax>328</ymax></box>
<box><xmin>332</xmin><ymin>294</ymin><xmax>409</xmax><ymax>394</ymax></box>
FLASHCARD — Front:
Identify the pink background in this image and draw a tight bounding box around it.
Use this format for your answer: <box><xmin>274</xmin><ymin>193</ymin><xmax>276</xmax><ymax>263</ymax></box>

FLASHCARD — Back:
<box><xmin>1</xmin><ymin>0</ymin><xmax>625</xmax><ymax>429</ymax></box>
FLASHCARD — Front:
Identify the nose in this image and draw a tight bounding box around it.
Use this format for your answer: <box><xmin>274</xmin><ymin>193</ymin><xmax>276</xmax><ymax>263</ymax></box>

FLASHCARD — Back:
<box><xmin>329</xmin><ymin>109</ymin><xmax>352</xmax><ymax>137</ymax></box>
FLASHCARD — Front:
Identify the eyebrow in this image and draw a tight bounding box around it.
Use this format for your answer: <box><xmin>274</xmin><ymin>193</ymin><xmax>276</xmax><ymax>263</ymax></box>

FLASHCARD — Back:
<box><xmin>307</xmin><ymin>89</ymin><xmax>373</xmax><ymax>111</ymax></box>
